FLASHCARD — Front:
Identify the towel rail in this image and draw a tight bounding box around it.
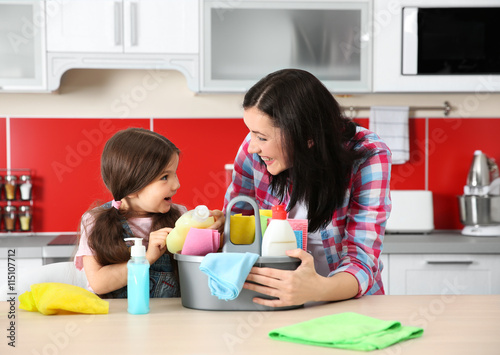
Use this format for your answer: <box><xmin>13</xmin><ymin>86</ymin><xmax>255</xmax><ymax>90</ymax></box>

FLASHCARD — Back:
<box><xmin>342</xmin><ymin>101</ymin><xmax>452</xmax><ymax>117</ymax></box>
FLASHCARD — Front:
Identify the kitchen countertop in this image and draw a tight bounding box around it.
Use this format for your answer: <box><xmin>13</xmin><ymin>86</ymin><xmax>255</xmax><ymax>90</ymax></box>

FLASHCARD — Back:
<box><xmin>0</xmin><ymin>234</ymin><xmax>77</xmax><ymax>259</ymax></box>
<box><xmin>1</xmin><ymin>295</ymin><xmax>499</xmax><ymax>354</ymax></box>
<box><xmin>1</xmin><ymin>231</ymin><xmax>500</xmax><ymax>259</ymax></box>
<box><xmin>384</xmin><ymin>230</ymin><xmax>500</xmax><ymax>253</ymax></box>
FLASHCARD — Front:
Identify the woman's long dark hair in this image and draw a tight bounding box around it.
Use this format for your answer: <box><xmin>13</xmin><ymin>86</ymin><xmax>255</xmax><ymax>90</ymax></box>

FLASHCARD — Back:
<box><xmin>243</xmin><ymin>69</ymin><xmax>365</xmax><ymax>232</ymax></box>
<box><xmin>81</xmin><ymin>128</ymin><xmax>182</xmax><ymax>266</ymax></box>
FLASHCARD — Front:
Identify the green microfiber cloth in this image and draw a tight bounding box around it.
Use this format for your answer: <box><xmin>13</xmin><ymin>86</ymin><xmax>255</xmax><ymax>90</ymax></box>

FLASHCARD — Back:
<box><xmin>269</xmin><ymin>312</ymin><xmax>423</xmax><ymax>351</ymax></box>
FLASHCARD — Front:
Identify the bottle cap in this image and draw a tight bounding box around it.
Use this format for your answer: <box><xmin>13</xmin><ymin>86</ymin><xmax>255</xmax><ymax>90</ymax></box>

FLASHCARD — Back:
<box><xmin>20</xmin><ymin>175</ymin><xmax>32</xmax><ymax>182</ymax></box>
<box><xmin>271</xmin><ymin>205</ymin><xmax>287</xmax><ymax>220</ymax></box>
<box><xmin>124</xmin><ymin>238</ymin><xmax>146</xmax><ymax>257</ymax></box>
<box><xmin>5</xmin><ymin>175</ymin><xmax>17</xmax><ymax>182</ymax></box>
<box><xmin>193</xmin><ymin>205</ymin><xmax>210</xmax><ymax>221</ymax></box>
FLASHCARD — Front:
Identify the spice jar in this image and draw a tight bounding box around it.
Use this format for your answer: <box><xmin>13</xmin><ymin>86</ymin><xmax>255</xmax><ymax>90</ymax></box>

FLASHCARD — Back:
<box><xmin>19</xmin><ymin>175</ymin><xmax>32</xmax><ymax>201</ymax></box>
<box><xmin>4</xmin><ymin>206</ymin><xmax>17</xmax><ymax>231</ymax></box>
<box><xmin>4</xmin><ymin>175</ymin><xmax>17</xmax><ymax>201</ymax></box>
<box><xmin>19</xmin><ymin>205</ymin><xmax>32</xmax><ymax>232</ymax></box>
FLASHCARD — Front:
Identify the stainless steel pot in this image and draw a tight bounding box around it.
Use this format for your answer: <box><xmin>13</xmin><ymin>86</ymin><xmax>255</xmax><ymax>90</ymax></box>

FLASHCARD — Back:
<box><xmin>458</xmin><ymin>195</ymin><xmax>500</xmax><ymax>226</ymax></box>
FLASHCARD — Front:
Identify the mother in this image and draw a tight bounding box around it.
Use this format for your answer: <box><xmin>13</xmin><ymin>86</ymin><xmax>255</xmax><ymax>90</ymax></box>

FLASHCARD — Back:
<box><xmin>223</xmin><ymin>69</ymin><xmax>392</xmax><ymax>307</ymax></box>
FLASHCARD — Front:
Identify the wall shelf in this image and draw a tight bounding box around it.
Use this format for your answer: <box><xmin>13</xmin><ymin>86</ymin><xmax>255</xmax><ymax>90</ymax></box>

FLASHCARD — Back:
<box><xmin>0</xmin><ymin>168</ymin><xmax>34</xmax><ymax>234</ymax></box>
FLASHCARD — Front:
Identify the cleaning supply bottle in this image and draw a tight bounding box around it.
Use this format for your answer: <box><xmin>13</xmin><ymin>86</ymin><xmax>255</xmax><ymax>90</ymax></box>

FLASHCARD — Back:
<box><xmin>166</xmin><ymin>205</ymin><xmax>215</xmax><ymax>254</ymax></box>
<box><xmin>124</xmin><ymin>238</ymin><xmax>150</xmax><ymax>315</ymax></box>
<box><xmin>261</xmin><ymin>205</ymin><xmax>298</xmax><ymax>256</ymax></box>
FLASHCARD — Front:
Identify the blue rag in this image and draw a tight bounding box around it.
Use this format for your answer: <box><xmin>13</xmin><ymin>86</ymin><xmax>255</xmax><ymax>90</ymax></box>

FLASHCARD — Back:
<box><xmin>199</xmin><ymin>252</ymin><xmax>259</xmax><ymax>301</ymax></box>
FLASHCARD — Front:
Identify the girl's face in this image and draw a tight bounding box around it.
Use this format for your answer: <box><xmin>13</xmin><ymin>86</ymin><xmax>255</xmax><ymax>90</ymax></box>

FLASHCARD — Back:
<box><xmin>243</xmin><ymin>106</ymin><xmax>290</xmax><ymax>175</ymax></box>
<box><xmin>126</xmin><ymin>154</ymin><xmax>181</xmax><ymax>215</ymax></box>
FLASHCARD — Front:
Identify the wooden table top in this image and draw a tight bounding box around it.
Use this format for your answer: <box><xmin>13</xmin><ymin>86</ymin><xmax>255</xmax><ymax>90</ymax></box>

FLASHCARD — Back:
<box><xmin>1</xmin><ymin>295</ymin><xmax>499</xmax><ymax>354</ymax></box>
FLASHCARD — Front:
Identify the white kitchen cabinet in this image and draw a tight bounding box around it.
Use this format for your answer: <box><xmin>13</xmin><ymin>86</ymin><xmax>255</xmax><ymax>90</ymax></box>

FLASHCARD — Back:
<box><xmin>46</xmin><ymin>0</ymin><xmax>198</xmax><ymax>54</ymax></box>
<box><xmin>388</xmin><ymin>254</ymin><xmax>500</xmax><ymax>295</ymax></box>
<box><xmin>45</xmin><ymin>0</ymin><xmax>199</xmax><ymax>92</ymax></box>
<box><xmin>201</xmin><ymin>0</ymin><xmax>372</xmax><ymax>93</ymax></box>
<box><xmin>0</xmin><ymin>0</ymin><xmax>46</xmax><ymax>92</ymax></box>
<box><xmin>380</xmin><ymin>253</ymin><xmax>389</xmax><ymax>294</ymax></box>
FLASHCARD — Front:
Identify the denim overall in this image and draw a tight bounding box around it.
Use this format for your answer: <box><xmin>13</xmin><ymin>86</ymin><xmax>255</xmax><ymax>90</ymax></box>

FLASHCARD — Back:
<box><xmin>100</xmin><ymin>202</ymin><xmax>180</xmax><ymax>299</ymax></box>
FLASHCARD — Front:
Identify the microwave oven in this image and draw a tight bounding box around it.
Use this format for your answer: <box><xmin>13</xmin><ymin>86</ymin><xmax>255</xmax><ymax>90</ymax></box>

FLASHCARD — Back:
<box><xmin>402</xmin><ymin>7</ymin><xmax>500</xmax><ymax>76</ymax></box>
<box><xmin>374</xmin><ymin>0</ymin><xmax>500</xmax><ymax>93</ymax></box>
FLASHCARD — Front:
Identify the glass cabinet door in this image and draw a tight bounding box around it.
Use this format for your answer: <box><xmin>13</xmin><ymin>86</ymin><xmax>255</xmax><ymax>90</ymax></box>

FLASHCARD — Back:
<box><xmin>202</xmin><ymin>0</ymin><xmax>371</xmax><ymax>93</ymax></box>
<box><xmin>0</xmin><ymin>0</ymin><xmax>46</xmax><ymax>91</ymax></box>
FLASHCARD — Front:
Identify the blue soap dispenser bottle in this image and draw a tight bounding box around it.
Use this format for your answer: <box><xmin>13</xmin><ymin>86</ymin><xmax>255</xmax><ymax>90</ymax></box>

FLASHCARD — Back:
<box><xmin>124</xmin><ymin>237</ymin><xmax>150</xmax><ymax>314</ymax></box>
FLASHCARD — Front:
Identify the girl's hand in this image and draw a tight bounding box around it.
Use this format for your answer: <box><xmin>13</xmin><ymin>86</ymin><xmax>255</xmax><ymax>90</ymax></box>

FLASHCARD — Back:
<box><xmin>209</xmin><ymin>209</ymin><xmax>225</xmax><ymax>235</ymax></box>
<box><xmin>147</xmin><ymin>227</ymin><xmax>171</xmax><ymax>264</ymax></box>
<box><xmin>242</xmin><ymin>249</ymin><xmax>323</xmax><ymax>307</ymax></box>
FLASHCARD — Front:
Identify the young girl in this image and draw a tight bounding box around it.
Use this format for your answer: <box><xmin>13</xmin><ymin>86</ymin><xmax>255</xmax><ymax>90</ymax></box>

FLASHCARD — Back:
<box><xmin>74</xmin><ymin>127</ymin><xmax>221</xmax><ymax>298</ymax></box>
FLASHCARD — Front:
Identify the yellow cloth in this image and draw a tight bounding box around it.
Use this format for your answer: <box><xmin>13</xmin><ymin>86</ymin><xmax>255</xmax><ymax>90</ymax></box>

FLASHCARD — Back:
<box><xmin>19</xmin><ymin>282</ymin><xmax>109</xmax><ymax>315</ymax></box>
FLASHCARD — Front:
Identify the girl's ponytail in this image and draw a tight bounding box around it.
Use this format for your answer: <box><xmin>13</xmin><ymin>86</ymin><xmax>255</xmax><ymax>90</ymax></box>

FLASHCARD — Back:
<box><xmin>86</xmin><ymin>205</ymin><xmax>130</xmax><ymax>266</ymax></box>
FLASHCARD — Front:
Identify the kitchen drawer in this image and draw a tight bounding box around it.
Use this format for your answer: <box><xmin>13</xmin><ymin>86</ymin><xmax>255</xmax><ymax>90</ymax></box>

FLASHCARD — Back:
<box><xmin>389</xmin><ymin>254</ymin><xmax>500</xmax><ymax>295</ymax></box>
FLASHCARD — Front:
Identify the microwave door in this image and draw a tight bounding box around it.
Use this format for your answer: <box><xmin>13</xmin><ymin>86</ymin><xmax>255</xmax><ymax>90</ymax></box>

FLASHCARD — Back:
<box><xmin>402</xmin><ymin>7</ymin><xmax>418</xmax><ymax>75</ymax></box>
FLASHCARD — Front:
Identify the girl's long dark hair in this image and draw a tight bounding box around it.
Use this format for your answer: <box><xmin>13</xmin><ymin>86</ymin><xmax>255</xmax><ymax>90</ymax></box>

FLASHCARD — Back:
<box><xmin>243</xmin><ymin>69</ymin><xmax>365</xmax><ymax>232</ymax></box>
<box><xmin>81</xmin><ymin>128</ymin><xmax>182</xmax><ymax>266</ymax></box>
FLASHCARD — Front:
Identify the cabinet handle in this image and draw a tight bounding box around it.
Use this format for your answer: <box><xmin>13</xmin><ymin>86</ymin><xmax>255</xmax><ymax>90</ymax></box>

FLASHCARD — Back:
<box><xmin>426</xmin><ymin>260</ymin><xmax>473</xmax><ymax>265</ymax></box>
<box><xmin>114</xmin><ymin>2</ymin><xmax>123</xmax><ymax>46</ymax></box>
<box><xmin>130</xmin><ymin>2</ymin><xmax>138</xmax><ymax>47</ymax></box>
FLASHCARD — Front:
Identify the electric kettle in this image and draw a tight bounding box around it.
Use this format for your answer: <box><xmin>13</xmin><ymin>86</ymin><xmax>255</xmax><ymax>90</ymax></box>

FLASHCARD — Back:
<box><xmin>458</xmin><ymin>150</ymin><xmax>500</xmax><ymax>236</ymax></box>
<box><xmin>464</xmin><ymin>150</ymin><xmax>499</xmax><ymax>195</ymax></box>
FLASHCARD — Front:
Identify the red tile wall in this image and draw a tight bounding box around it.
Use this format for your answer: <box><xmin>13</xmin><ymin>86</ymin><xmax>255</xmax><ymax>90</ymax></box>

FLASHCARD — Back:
<box><xmin>428</xmin><ymin>118</ymin><xmax>500</xmax><ymax>229</ymax></box>
<box><xmin>9</xmin><ymin>118</ymin><xmax>150</xmax><ymax>232</ymax></box>
<box><xmin>2</xmin><ymin>116</ymin><xmax>499</xmax><ymax>233</ymax></box>
<box><xmin>153</xmin><ymin>118</ymin><xmax>249</xmax><ymax>211</ymax></box>
<box><xmin>3</xmin><ymin>117</ymin><xmax>247</xmax><ymax>232</ymax></box>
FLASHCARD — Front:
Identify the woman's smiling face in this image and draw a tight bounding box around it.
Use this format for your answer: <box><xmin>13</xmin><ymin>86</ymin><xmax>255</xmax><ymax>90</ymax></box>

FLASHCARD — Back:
<box><xmin>243</xmin><ymin>106</ymin><xmax>290</xmax><ymax>175</ymax></box>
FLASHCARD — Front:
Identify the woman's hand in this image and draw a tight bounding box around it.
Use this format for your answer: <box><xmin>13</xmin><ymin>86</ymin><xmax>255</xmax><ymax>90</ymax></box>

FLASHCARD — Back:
<box><xmin>243</xmin><ymin>249</ymin><xmax>322</xmax><ymax>307</ymax></box>
<box><xmin>243</xmin><ymin>249</ymin><xmax>359</xmax><ymax>307</ymax></box>
<box><xmin>209</xmin><ymin>209</ymin><xmax>225</xmax><ymax>235</ymax></box>
<box><xmin>147</xmin><ymin>227</ymin><xmax>171</xmax><ymax>264</ymax></box>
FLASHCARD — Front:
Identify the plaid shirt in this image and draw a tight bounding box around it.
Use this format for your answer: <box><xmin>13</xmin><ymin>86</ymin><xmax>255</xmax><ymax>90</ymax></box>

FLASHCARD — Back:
<box><xmin>224</xmin><ymin>127</ymin><xmax>392</xmax><ymax>297</ymax></box>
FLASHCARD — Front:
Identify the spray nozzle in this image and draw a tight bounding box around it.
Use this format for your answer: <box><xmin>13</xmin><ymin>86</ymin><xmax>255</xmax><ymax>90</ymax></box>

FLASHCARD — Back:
<box><xmin>124</xmin><ymin>237</ymin><xmax>146</xmax><ymax>257</ymax></box>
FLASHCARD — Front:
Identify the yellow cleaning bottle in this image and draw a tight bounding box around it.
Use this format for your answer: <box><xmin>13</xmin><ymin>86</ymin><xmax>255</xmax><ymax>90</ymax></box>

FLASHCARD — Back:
<box><xmin>166</xmin><ymin>205</ymin><xmax>215</xmax><ymax>254</ymax></box>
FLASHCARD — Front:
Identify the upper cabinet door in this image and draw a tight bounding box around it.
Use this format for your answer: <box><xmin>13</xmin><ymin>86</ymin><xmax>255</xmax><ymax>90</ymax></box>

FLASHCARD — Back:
<box><xmin>46</xmin><ymin>0</ymin><xmax>120</xmax><ymax>53</ymax></box>
<box><xmin>0</xmin><ymin>0</ymin><xmax>46</xmax><ymax>91</ymax></box>
<box><xmin>201</xmin><ymin>0</ymin><xmax>372</xmax><ymax>93</ymax></box>
<box><xmin>123</xmin><ymin>0</ymin><xmax>198</xmax><ymax>54</ymax></box>
<box><xmin>46</xmin><ymin>0</ymin><xmax>199</xmax><ymax>54</ymax></box>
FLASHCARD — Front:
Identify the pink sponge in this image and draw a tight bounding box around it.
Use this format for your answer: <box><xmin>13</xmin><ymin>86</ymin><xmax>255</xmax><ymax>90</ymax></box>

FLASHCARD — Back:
<box><xmin>181</xmin><ymin>228</ymin><xmax>220</xmax><ymax>256</ymax></box>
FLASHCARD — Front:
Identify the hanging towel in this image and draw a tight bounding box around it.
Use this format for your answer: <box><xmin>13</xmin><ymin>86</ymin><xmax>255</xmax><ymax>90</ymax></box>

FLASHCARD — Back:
<box><xmin>269</xmin><ymin>312</ymin><xmax>423</xmax><ymax>351</ymax></box>
<box><xmin>19</xmin><ymin>282</ymin><xmax>109</xmax><ymax>315</ymax></box>
<box><xmin>199</xmin><ymin>252</ymin><xmax>259</xmax><ymax>301</ymax></box>
<box><xmin>369</xmin><ymin>106</ymin><xmax>410</xmax><ymax>164</ymax></box>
